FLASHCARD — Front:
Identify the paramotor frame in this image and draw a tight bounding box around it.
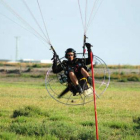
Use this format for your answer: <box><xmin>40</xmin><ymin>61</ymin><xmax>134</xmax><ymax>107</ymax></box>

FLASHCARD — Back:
<box><xmin>45</xmin><ymin>53</ymin><xmax>110</xmax><ymax>106</ymax></box>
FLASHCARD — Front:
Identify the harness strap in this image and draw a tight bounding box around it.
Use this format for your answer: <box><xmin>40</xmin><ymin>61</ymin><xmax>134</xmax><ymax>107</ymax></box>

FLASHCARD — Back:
<box><xmin>80</xmin><ymin>77</ymin><xmax>87</xmax><ymax>82</ymax></box>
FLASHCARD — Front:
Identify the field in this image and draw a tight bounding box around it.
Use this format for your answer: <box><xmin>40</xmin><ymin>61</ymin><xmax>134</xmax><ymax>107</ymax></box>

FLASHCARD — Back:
<box><xmin>0</xmin><ymin>63</ymin><xmax>140</xmax><ymax>140</ymax></box>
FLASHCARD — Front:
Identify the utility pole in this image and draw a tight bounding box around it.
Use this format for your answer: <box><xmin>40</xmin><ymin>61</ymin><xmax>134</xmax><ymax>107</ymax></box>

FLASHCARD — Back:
<box><xmin>15</xmin><ymin>36</ymin><xmax>20</xmax><ymax>62</ymax></box>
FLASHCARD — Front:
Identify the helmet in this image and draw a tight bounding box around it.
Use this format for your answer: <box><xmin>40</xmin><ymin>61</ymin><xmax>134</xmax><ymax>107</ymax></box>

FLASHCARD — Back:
<box><xmin>65</xmin><ymin>48</ymin><xmax>76</xmax><ymax>58</ymax></box>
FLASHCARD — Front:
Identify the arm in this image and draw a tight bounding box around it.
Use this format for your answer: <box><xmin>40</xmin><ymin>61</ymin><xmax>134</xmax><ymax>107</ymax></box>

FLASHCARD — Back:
<box><xmin>52</xmin><ymin>53</ymin><xmax>63</xmax><ymax>73</ymax></box>
<box><xmin>52</xmin><ymin>63</ymin><xmax>63</xmax><ymax>73</ymax></box>
<box><xmin>85</xmin><ymin>43</ymin><xmax>92</xmax><ymax>65</ymax></box>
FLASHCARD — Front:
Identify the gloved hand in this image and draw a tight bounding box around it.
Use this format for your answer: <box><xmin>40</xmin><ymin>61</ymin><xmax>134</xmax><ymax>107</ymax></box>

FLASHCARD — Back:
<box><xmin>51</xmin><ymin>52</ymin><xmax>58</xmax><ymax>62</ymax></box>
<box><xmin>85</xmin><ymin>43</ymin><xmax>92</xmax><ymax>49</ymax></box>
<box><xmin>52</xmin><ymin>52</ymin><xmax>58</xmax><ymax>72</ymax></box>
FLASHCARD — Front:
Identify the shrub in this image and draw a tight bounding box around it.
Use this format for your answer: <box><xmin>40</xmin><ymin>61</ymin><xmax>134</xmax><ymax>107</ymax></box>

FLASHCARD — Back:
<box><xmin>104</xmin><ymin>121</ymin><xmax>128</xmax><ymax>130</ymax></box>
<box><xmin>133</xmin><ymin>117</ymin><xmax>140</xmax><ymax>130</ymax></box>
<box><xmin>12</xmin><ymin>106</ymin><xmax>49</xmax><ymax>118</ymax></box>
<box><xmin>80</xmin><ymin>121</ymin><xmax>94</xmax><ymax>126</ymax></box>
<box><xmin>133</xmin><ymin>117</ymin><xmax>140</xmax><ymax>124</ymax></box>
<box><xmin>32</xmin><ymin>64</ymin><xmax>42</xmax><ymax>68</ymax></box>
<box><xmin>120</xmin><ymin>72</ymin><xmax>125</xmax><ymax>75</ymax></box>
<box><xmin>128</xmin><ymin>76</ymin><xmax>140</xmax><ymax>82</ymax></box>
<box><xmin>118</xmin><ymin>78</ymin><xmax>128</xmax><ymax>82</ymax></box>
<box><xmin>78</xmin><ymin>129</ymin><xmax>95</xmax><ymax>140</ymax></box>
<box><xmin>24</xmin><ymin>67</ymin><xmax>32</xmax><ymax>72</ymax></box>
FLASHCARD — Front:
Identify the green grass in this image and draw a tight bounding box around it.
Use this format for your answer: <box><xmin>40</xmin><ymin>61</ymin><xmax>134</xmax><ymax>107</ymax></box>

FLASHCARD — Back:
<box><xmin>108</xmin><ymin>65</ymin><xmax>140</xmax><ymax>69</ymax></box>
<box><xmin>110</xmin><ymin>72</ymin><xmax>140</xmax><ymax>82</ymax></box>
<box><xmin>1</xmin><ymin>72</ymin><xmax>140</xmax><ymax>83</ymax></box>
<box><xmin>0</xmin><ymin>77</ymin><xmax>140</xmax><ymax>139</ymax></box>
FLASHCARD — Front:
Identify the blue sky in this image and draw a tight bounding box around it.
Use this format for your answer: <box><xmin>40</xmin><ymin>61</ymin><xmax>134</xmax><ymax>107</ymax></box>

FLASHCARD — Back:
<box><xmin>0</xmin><ymin>0</ymin><xmax>140</xmax><ymax>65</ymax></box>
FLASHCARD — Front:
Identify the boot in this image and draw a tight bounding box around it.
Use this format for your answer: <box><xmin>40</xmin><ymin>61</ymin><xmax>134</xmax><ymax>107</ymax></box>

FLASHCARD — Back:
<box><xmin>75</xmin><ymin>84</ymin><xmax>83</xmax><ymax>94</ymax></box>
<box><xmin>87</xmin><ymin>76</ymin><xmax>92</xmax><ymax>86</ymax></box>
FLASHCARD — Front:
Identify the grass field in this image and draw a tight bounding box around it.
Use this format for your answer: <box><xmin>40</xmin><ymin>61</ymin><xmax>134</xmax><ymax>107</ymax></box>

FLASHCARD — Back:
<box><xmin>0</xmin><ymin>75</ymin><xmax>140</xmax><ymax>140</ymax></box>
<box><xmin>0</xmin><ymin>63</ymin><xmax>140</xmax><ymax>139</ymax></box>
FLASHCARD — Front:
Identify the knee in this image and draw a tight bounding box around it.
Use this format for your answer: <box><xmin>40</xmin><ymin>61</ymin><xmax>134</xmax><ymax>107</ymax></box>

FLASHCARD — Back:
<box><xmin>81</xmin><ymin>67</ymin><xmax>89</xmax><ymax>77</ymax></box>
<box><xmin>81</xmin><ymin>67</ymin><xmax>86</xmax><ymax>73</ymax></box>
<box><xmin>69</xmin><ymin>71</ymin><xmax>75</xmax><ymax>77</ymax></box>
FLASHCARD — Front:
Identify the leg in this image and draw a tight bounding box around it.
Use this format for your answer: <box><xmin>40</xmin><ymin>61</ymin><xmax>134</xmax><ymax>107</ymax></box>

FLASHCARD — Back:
<box><xmin>81</xmin><ymin>67</ymin><xmax>90</xmax><ymax>78</ymax></box>
<box><xmin>69</xmin><ymin>71</ymin><xmax>83</xmax><ymax>94</ymax></box>
<box><xmin>69</xmin><ymin>72</ymin><xmax>79</xmax><ymax>86</ymax></box>
<box><xmin>81</xmin><ymin>68</ymin><xmax>92</xmax><ymax>85</ymax></box>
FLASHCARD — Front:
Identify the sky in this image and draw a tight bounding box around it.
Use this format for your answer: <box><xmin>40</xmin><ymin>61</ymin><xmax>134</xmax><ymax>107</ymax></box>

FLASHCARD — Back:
<box><xmin>0</xmin><ymin>0</ymin><xmax>140</xmax><ymax>65</ymax></box>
